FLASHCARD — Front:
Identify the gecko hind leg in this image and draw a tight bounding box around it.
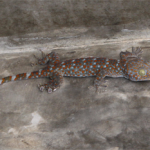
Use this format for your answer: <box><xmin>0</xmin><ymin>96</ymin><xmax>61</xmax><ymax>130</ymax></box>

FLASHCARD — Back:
<box><xmin>38</xmin><ymin>72</ymin><xmax>63</xmax><ymax>93</ymax></box>
<box><xmin>39</xmin><ymin>51</ymin><xmax>60</xmax><ymax>65</ymax></box>
<box><xmin>32</xmin><ymin>50</ymin><xmax>60</xmax><ymax>66</ymax></box>
<box><xmin>94</xmin><ymin>70</ymin><xmax>108</xmax><ymax>93</ymax></box>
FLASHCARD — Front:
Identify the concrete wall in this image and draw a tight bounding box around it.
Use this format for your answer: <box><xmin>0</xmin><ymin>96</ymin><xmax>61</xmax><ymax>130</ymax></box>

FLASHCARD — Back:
<box><xmin>1</xmin><ymin>1</ymin><xmax>150</xmax><ymax>150</ymax></box>
<box><xmin>0</xmin><ymin>0</ymin><xmax>150</xmax><ymax>36</ymax></box>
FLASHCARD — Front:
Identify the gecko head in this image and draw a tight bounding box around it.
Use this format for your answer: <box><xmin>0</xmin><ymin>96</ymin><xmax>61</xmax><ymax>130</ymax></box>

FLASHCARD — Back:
<box><xmin>126</xmin><ymin>58</ymin><xmax>150</xmax><ymax>81</ymax></box>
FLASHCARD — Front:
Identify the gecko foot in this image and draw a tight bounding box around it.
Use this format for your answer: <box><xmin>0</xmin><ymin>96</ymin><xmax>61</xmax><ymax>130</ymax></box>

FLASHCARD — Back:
<box><xmin>31</xmin><ymin>61</ymin><xmax>38</xmax><ymax>66</ymax></box>
<box><xmin>30</xmin><ymin>54</ymin><xmax>40</xmax><ymax>66</ymax></box>
<box><xmin>34</xmin><ymin>49</ymin><xmax>46</xmax><ymax>59</ymax></box>
<box><xmin>38</xmin><ymin>84</ymin><xmax>45</xmax><ymax>92</ymax></box>
<box><xmin>38</xmin><ymin>84</ymin><xmax>58</xmax><ymax>93</ymax></box>
<box><xmin>93</xmin><ymin>79</ymin><xmax>108</xmax><ymax>93</ymax></box>
<box><xmin>32</xmin><ymin>49</ymin><xmax>47</xmax><ymax>66</ymax></box>
<box><xmin>47</xmin><ymin>87</ymin><xmax>53</xmax><ymax>93</ymax></box>
<box><xmin>131</xmin><ymin>47</ymin><xmax>143</xmax><ymax>58</ymax></box>
<box><xmin>132</xmin><ymin>47</ymin><xmax>143</xmax><ymax>55</ymax></box>
<box><xmin>39</xmin><ymin>49</ymin><xmax>46</xmax><ymax>58</ymax></box>
<box><xmin>94</xmin><ymin>79</ymin><xmax>108</xmax><ymax>87</ymax></box>
<box><xmin>47</xmin><ymin>87</ymin><xmax>57</xmax><ymax>93</ymax></box>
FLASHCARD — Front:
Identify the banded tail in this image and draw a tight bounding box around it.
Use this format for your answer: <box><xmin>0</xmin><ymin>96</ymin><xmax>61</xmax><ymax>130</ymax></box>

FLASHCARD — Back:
<box><xmin>0</xmin><ymin>69</ymin><xmax>49</xmax><ymax>85</ymax></box>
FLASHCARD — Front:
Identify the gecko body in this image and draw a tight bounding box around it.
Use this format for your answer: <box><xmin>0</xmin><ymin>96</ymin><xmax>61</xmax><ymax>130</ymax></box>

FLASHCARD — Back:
<box><xmin>0</xmin><ymin>47</ymin><xmax>149</xmax><ymax>93</ymax></box>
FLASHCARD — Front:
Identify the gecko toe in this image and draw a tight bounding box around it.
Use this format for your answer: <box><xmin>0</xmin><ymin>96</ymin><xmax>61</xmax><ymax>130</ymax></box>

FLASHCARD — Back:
<box><xmin>31</xmin><ymin>62</ymin><xmax>38</xmax><ymax>66</ymax></box>
<box><xmin>47</xmin><ymin>87</ymin><xmax>53</xmax><ymax>93</ymax></box>
<box><xmin>38</xmin><ymin>85</ymin><xmax>45</xmax><ymax>92</ymax></box>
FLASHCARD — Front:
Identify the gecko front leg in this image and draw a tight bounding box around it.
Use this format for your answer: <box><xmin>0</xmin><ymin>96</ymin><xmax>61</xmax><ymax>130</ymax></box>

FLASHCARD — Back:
<box><xmin>94</xmin><ymin>70</ymin><xmax>108</xmax><ymax>92</ymax></box>
<box><xmin>120</xmin><ymin>47</ymin><xmax>143</xmax><ymax>60</ymax></box>
<box><xmin>38</xmin><ymin>72</ymin><xmax>63</xmax><ymax>93</ymax></box>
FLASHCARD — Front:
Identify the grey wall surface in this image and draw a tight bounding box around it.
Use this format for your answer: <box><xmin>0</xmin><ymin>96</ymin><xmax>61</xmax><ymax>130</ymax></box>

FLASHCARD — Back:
<box><xmin>0</xmin><ymin>0</ymin><xmax>150</xmax><ymax>36</ymax></box>
<box><xmin>1</xmin><ymin>1</ymin><xmax>150</xmax><ymax>150</ymax></box>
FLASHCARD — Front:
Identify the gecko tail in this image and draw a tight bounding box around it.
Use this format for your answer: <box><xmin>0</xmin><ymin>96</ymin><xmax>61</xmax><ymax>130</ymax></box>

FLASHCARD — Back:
<box><xmin>0</xmin><ymin>70</ymin><xmax>48</xmax><ymax>85</ymax></box>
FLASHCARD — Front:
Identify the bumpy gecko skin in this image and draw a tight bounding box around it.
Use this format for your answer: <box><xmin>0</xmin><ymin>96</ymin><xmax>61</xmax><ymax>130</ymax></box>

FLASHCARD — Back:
<box><xmin>0</xmin><ymin>47</ymin><xmax>150</xmax><ymax>93</ymax></box>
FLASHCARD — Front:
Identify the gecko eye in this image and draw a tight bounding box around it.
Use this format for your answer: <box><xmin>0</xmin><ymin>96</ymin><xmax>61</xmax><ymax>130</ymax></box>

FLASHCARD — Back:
<box><xmin>138</xmin><ymin>69</ymin><xmax>146</xmax><ymax>76</ymax></box>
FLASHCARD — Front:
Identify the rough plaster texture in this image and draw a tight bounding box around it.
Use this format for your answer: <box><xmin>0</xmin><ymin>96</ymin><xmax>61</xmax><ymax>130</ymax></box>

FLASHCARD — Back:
<box><xmin>1</xmin><ymin>0</ymin><xmax>150</xmax><ymax>150</ymax></box>
<box><xmin>1</xmin><ymin>36</ymin><xmax>150</xmax><ymax>150</ymax></box>
<box><xmin>0</xmin><ymin>0</ymin><xmax>150</xmax><ymax>36</ymax></box>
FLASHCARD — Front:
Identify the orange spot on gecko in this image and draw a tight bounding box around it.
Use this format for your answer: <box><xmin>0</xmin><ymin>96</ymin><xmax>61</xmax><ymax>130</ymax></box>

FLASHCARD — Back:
<box><xmin>9</xmin><ymin>76</ymin><xmax>12</xmax><ymax>81</ymax></box>
<box><xmin>2</xmin><ymin>78</ymin><xmax>5</xmax><ymax>83</ymax></box>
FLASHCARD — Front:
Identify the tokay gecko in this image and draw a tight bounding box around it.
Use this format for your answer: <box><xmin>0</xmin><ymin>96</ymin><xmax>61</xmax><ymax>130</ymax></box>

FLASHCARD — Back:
<box><xmin>0</xmin><ymin>47</ymin><xmax>149</xmax><ymax>93</ymax></box>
